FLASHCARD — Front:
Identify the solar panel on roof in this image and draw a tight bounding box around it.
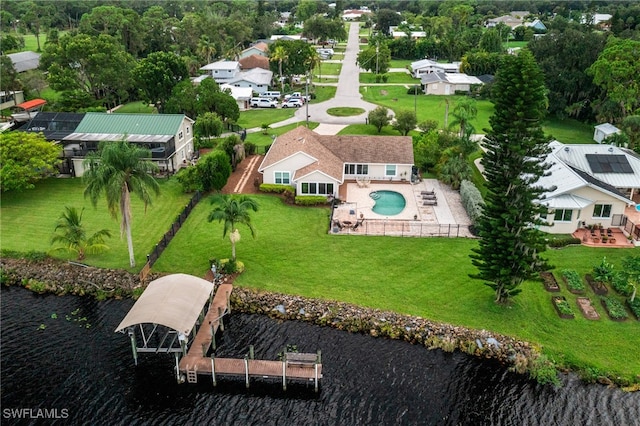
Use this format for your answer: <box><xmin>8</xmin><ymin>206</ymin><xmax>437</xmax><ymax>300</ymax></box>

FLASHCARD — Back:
<box><xmin>586</xmin><ymin>154</ymin><xmax>633</xmax><ymax>174</ymax></box>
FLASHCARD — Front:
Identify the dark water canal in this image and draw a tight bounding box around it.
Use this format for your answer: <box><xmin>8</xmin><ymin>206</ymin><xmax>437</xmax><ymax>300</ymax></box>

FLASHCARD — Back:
<box><xmin>2</xmin><ymin>287</ymin><xmax>638</xmax><ymax>425</ymax></box>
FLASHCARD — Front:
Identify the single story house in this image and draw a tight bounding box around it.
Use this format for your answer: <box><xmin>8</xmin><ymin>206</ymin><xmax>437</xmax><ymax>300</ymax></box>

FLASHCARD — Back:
<box><xmin>525</xmin><ymin>19</ymin><xmax>547</xmax><ymax>32</ymax></box>
<box><xmin>536</xmin><ymin>141</ymin><xmax>638</xmax><ymax>234</ymax></box>
<box><xmin>220</xmin><ymin>84</ymin><xmax>253</xmax><ymax>110</ymax></box>
<box><xmin>0</xmin><ymin>90</ymin><xmax>24</xmax><ymax>110</ymax></box>
<box><xmin>486</xmin><ymin>15</ymin><xmax>523</xmax><ymax>29</ymax></box>
<box><xmin>239</xmin><ymin>42</ymin><xmax>269</xmax><ymax>59</ymax></box>
<box><xmin>6</xmin><ymin>51</ymin><xmax>41</xmax><ymax>72</ymax></box>
<box><xmin>199</xmin><ymin>60</ymin><xmax>241</xmax><ymax>84</ymax></box>
<box><xmin>226</xmin><ymin>68</ymin><xmax>273</xmax><ymax>95</ymax></box>
<box><xmin>410</xmin><ymin>59</ymin><xmax>460</xmax><ymax>78</ymax></box>
<box><xmin>342</xmin><ymin>9</ymin><xmax>373</xmax><ymax>21</ymax></box>
<box><xmin>258</xmin><ymin>126</ymin><xmax>414</xmax><ymax>197</ymax></box>
<box><xmin>420</xmin><ymin>72</ymin><xmax>482</xmax><ymax>95</ymax></box>
<box><xmin>593</xmin><ymin>123</ymin><xmax>620</xmax><ymax>144</ymax></box>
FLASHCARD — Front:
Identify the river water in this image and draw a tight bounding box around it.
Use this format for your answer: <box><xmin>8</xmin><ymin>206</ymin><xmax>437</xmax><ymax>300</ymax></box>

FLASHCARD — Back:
<box><xmin>1</xmin><ymin>286</ymin><xmax>638</xmax><ymax>425</ymax></box>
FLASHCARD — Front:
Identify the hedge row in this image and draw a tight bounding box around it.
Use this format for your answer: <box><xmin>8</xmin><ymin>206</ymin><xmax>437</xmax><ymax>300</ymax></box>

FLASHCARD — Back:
<box><xmin>460</xmin><ymin>180</ymin><xmax>484</xmax><ymax>225</ymax></box>
<box><xmin>294</xmin><ymin>195</ymin><xmax>329</xmax><ymax>206</ymax></box>
<box><xmin>259</xmin><ymin>184</ymin><xmax>295</xmax><ymax>195</ymax></box>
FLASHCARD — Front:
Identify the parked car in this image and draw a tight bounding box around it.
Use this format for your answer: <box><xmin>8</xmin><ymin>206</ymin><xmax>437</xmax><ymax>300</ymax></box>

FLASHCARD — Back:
<box><xmin>263</xmin><ymin>91</ymin><xmax>281</xmax><ymax>99</ymax></box>
<box><xmin>250</xmin><ymin>98</ymin><xmax>278</xmax><ymax>108</ymax></box>
<box><xmin>282</xmin><ymin>99</ymin><xmax>303</xmax><ymax>108</ymax></box>
<box><xmin>284</xmin><ymin>92</ymin><xmax>309</xmax><ymax>102</ymax></box>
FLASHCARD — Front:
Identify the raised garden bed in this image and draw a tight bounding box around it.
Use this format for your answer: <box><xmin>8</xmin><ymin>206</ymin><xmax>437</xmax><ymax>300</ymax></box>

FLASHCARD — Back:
<box><xmin>540</xmin><ymin>272</ymin><xmax>560</xmax><ymax>292</ymax></box>
<box><xmin>552</xmin><ymin>296</ymin><xmax>575</xmax><ymax>319</ymax></box>
<box><xmin>585</xmin><ymin>274</ymin><xmax>608</xmax><ymax>295</ymax></box>
<box><xmin>561</xmin><ymin>269</ymin><xmax>586</xmax><ymax>294</ymax></box>
<box><xmin>627</xmin><ymin>298</ymin><xmax>640</xmax><ymax>321</ymax></box>
<box><xmin>601</xmin><ymin>297</ymin><xmax>629</xmax><ymax>321</ymax></box>
<box><xmin>576</xmin><ymin>297</ymin><xmax>600</xmax><ymax>320</ymax></box>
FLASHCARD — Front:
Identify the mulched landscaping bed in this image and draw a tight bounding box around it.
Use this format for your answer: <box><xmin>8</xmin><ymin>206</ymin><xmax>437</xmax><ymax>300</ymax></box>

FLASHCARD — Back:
<box><xmin>540</xmin><ymin>272</ymin><xmax>560</xmax><ymax>292</ymax></box>
<box><xmin>576</xmin><ymin>297</ymin><xmax>600</xmax><ymax>320</ymax></box>
<box><xmin>585</xmin><ymin>274</ymin><xmax>608</xmax><ymax>295</ymax></box>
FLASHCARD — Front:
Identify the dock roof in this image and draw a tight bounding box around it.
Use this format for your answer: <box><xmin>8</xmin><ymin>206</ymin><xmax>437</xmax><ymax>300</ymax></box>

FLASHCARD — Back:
<box><xmin>115</xmin><ymin>274</ymin><xmax>214</xmax><ymax>335</ymax></box>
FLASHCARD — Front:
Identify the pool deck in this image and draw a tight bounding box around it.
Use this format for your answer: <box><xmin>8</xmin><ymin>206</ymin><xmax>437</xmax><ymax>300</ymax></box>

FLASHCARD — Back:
<box><xmin>332</xmin><ymin>179</ymin><xmax>474</xmax><ymax>237</ymax></box>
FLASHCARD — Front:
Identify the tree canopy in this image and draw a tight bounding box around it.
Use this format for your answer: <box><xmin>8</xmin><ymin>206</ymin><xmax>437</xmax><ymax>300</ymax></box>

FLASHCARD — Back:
<box><xmin>470</xmin><ymin>50</ymin><xmax>551</xmax><ymax>304</ymax></box>
<box><xmin>132</xmin><ymin>51</ymin><xmax>189</xmax><ymax>113</ymax></box>
<box><xmin>0</xmin><ymin>132</ymin><xmax>61</xmax><ymax>192</ymax></box>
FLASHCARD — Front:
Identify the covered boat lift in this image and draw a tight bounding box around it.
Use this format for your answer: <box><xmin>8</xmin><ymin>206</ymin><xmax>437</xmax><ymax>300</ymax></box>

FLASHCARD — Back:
<box><xmin>115</xmin><ymin>274</ymin><xmax>215</xmax><ymax>377</ymax></box>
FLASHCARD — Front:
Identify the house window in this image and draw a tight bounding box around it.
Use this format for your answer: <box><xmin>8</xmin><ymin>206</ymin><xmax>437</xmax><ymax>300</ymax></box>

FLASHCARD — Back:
<box><xmin>275</xmin><ymin>171</ymin><xmax>290</xmax><ymax>184</ymax></box>
<box><xmin>553</xmin><ymin>209</ymin><xmax>572</xmax><ymax>222</ymax></box>
<box><xmin>179</xmin><ymin>131</ymin><xmax>183</xmax><ymax>140</ymax></box>
<box><xmin>186</xmin><ymin>127</ymin><xmax>190</xmax><ymax>135</ymax></box>
<box><xmin>385</xmin><ymin>164</ymin><xmax>396</xmax><ymax>176</ymax></box>
<box><xmin>344</xmin><ymin>164</ymin><xmax>368</xmax><ymax>175</ymax></box>
<box><xmin>301</xmin><ymin>182</ymin><xmax>334</xmax><ymax>195</ymax></box>
<box><xmin>592</xmin><ymin>204</ymin><xmax>612</xmax><ymax>218</ymax></box>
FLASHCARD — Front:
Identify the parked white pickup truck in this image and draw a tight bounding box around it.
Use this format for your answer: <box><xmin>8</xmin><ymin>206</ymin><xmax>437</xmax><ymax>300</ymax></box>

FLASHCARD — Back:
<box><xmin>250</xmin><ymin>98</ymin><xmax>278</xmax><ymax>108</ymax></box>
<box><xmin>284</xmin><ymin>92</ymin><xmax>310</xmax><ymax>102</ymax></box>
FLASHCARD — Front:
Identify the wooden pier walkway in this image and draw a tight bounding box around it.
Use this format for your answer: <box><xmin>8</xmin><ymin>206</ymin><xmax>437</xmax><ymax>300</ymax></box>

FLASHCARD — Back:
<box><xmin>178</xmin><ymin>283</ymin><xmax>323</xmax><ymax>391</ymax></box>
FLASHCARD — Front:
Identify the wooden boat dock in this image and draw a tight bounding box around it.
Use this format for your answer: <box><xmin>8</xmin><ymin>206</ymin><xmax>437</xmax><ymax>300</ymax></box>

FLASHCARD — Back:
<box><xmin>178</xmin><ymin>283</ymin><xmax>323</xmax><ymax>391</ymax></box>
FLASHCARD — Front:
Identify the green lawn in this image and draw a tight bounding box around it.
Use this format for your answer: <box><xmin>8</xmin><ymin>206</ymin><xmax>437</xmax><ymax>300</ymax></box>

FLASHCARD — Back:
<box><xmin>153</xmin><ymin>194</ymin><xmax>640</xmax><ymax>382</ymax></box>
<box><xmin>389</xmin><ymin>59</ymin><xmax>412</xmax><ymax>69</ymax></box>
<box><xmin>360</xmin><ymin>72</ymin><xmax>416</xmax><ymax>84</ymax></box>
<box><xmin>0</xmin><ymin>178</ymin><xmax>192</xmax><ymax>271</ymax></box>
<box><xmin>115</xmin><ymin>101</ymin><xmax>156</xmax><ymax>114</ymax></box>
<box><xmin>543</xmin><ymin>117</ymin><xmax>595</xmax><ymax>144</ymax></box>
<box><xmin>310</xmin><ymin>85</ymin><xmax>337</xmax><ymax>102</ymax></box>
<box><xmin>236</xmin><ymin>109</ymin><xmax>296</xmax><ymax>129</ymax></box>
<box><xmin>327</xmin><ymin>107</ymin><xmax>365</xmax><ymax>117</ymax></box>
<box><xmin>337</xmin><ymin>124</ymin><xmax>419</xmax><ymax>137</ymax></box>
<box><xmin>361</xmin><ymin>85</ymin><xmax>494</xmax><ymax>132</ymax></box>
<box><xmin>313</xmin><ymin>62</ymin><xmax>342</xmax><ymax>76</ymax></box>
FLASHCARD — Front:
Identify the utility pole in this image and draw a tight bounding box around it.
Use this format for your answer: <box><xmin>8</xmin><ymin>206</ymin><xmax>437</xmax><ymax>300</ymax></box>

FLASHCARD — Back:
<box><xmin>376</xmin><ymin>41</ymin><xmax>379</xmax><ymax>75</ymax></box>
<box><xmin>305</xmin><ymin>72</ymin><xmax>309</xmax><ymax>128</ymax></box>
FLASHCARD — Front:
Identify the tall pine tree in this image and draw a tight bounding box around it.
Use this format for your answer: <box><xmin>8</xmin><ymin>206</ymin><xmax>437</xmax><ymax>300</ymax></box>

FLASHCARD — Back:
<box><xmin>470</xmin><ymin>50</ymin><xmax>551</xmax><ymax>304</ymax></box>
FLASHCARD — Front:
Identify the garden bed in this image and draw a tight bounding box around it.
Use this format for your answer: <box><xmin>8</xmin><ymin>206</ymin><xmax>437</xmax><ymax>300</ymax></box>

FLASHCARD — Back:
<box><xmin>585</xmin><ymin>274</ymin><xmax>608</xmax><ymax>295</ymax></box>
<box><xmin>540</xmin><ymin>272</ymin><xmax>560</xmax><ymax>292</ymax></box>
<box><xmin>561</xmin><ymin>269</ymin><xmax>586</xmax><ymax>294</ymax></box>
<box><xmin>576</xmin><ymin>297</ymin><xmax>600</xmax><ymax>320</ymax></box>
<box><xmin>601</xmin><ymin>297</ymin><xmax>629</xmax><ymax>321</ymax></box>
<box><xmin>551</xmin><ymin>296</ymin><xmax>574</xmax><ymax>319</ymax></box>
<box><xmin>627</xmin><ymin>298</ymin><xmax>640</xmax><ymax>321</ymax></box>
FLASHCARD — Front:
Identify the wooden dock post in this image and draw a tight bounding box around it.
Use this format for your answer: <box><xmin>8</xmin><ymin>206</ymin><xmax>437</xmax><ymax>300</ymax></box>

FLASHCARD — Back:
<box><xmin>218</xmin><ymin>307</ymin><xmax>224</xmax><ymax>332</ymax></box>
<box><xmin>210</xmin><ymin>324</ymin><xmax>216</xmax><ymax>350</ymax></box>
<box><xmin>174</xmin><ymin>353</ymin><xmax>181</xmax><ymax>383</ymax></box>
<box><xmin>128</xmin><ymin>329</ymin><xmax>138</xmax><ymax>366</ymax></box>
<box><xmin>226</xmin><ymin>291</ymin><xmax>231</xmax><ymax>313</ymax></box>
<box><xmin>210</xmin><ymin>355</ymin><xmax>217</xmax><ymax>387</ymax></box>
<box><xmin>202</xmin><ymin>342</ymin><xmax>207</xmax><ymax>357</ymax></box>
<box><xmin>282</xmin><ymin>352</ymin><xmax>287</xmax><ymax>391</ymax></box>
<box><xmin>244</xmin><ymin>356</ymin><xmax>250</xmax><ymax>388</ymax></box>
<box><xmin>249</xmin><ymin>345</ymin><xmax>254</xmax><ymax>359</ymax></box>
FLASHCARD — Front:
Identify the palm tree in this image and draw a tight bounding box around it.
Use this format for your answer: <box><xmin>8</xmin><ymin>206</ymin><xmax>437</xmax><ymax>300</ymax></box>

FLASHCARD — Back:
<box><xmin>50</xmin><ymin>206</ymin><xmax>112</xmax><ymax>261</ymax></box>
<box><xmin>197</xmin><ymin>35</ymin><xmax>216</xmax><ymax>64</ymax></box>
<box><xmin>270</xmin><ymin>45</ymin><xmax>287</xmax><ymax>94</ymax></box>
<box><xmin>448</xmin><ymin>98</ymin><xmax>478</xmax><ymax>139</ymax></box>
<box><xmin>83</xmin><ymin>141</ymin><xmax>160</xmax><ymax>268</ymax></box>
<box><xmin>306</xmin><ymin>49</ymin><xmax>321</xmax><ymax>83</ymax></box>
<box><xmin>207</xmin><ymin>195</ymin><xmax>259</xmax><ymax>261</ymax></box>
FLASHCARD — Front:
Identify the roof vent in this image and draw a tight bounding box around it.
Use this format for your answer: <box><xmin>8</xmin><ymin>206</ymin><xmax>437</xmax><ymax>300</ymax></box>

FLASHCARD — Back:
<box><xmin>608</xmin><ymin>146</ymin><xmax>614</xmax><ymax>152</ymax></box>
<box><xmin>564</xmin><ymin>147</ymin><xmax>569</xmax><ymax>152</ymax></box>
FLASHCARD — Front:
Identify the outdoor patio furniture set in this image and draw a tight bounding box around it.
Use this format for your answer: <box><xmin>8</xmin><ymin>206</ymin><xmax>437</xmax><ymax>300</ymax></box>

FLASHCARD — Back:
<box><xmin>421</xmin><ymin>190</ymin><xmax>437</xmax><ymax>206</ymax></box>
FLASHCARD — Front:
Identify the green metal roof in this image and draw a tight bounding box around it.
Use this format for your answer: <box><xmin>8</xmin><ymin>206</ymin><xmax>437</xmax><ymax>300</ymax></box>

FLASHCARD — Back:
<box><xmin>74</xmin><ymin>113</ymin><xmax>187</xmax><ymax>136</ymax></box>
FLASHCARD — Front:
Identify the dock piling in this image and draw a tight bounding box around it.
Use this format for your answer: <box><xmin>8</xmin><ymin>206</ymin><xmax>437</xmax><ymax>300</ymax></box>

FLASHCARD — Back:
<box><xmin>210</xmin><ymin>355</ymin><xmax>216</xmax><ymax>387</ymax></box>
<box><xmin>218</xmin><ymin>307</ymin><xmax>224</xmax><ymax>332</ymax></box>
<box><xmin>249</xmin><ymin>345</ymin><xmax>254</xmax><ymax>359</ymax></box>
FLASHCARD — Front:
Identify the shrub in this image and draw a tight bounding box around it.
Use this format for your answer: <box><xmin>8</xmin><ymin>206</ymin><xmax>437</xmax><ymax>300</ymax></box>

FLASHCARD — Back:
<box><xmin>601</xmin><ymin>296</ymin><xmax>629</xmax><ymax>320</ymax></box>
<box><xmin>611</xmin><ymin>272</ymin><xmax>632</xmax><ymax>296</ymax></box>
<box><xmin>628</xmin><ymin>297</ymin><xmax>640</xmax><ymax>319</ymax></box>
<box><xmin>259</xmin><ymin>184</ymin><xmax>295</xmax><ymax>195</ymax></box>
<box><xmin>381</xmin><ymin>74</ymin><xmax>388</xmax><ymax>83</ymax></box>
<box><xmin>244</xmin><ymin>142</ymin><xmax>257</xmax><ymax>155</ymax></box>
<box><xmin>529</xmin><ymin>354</ymin><xmax>560</xmax><ymax>386</ymax></box>
<box><xmin>24</xmin><ymin>251</ymin><xmax>48</xmax><ymax>262</ymax></box>
<box><xmin>561</xmin><ymin>269</ymin><xmax>585</xmax><ymax>292</ymax></box>
<box><xmin>459</xmin><ymin>180</ymin><xmax>484</xmax><ymax>225</ymax></box>
<box><xmin>547</xmin><ymin>236</ymin><xmax>582</xmax><ymax>248</ymax></box>
<box><xmin>294</xmin><ymin>195</ymin><xmax>329</xmax><ymax>206</ymax></box>
<box><xmin>407</xmin><ymin>85</ymin><xmax>421</xmax><ymax>95</ymax></box>
<box><xmin>592</xmin><ymin>256</ymin><xmax>614</xmax><ymax>284</ymax></box>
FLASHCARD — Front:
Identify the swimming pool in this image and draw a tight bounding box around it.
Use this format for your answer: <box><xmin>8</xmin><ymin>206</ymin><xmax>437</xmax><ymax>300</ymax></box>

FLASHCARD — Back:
<box><xmin>369</xmin><ymin>190</ymin><xmax>406</xmax><ymax>215</ymax></box>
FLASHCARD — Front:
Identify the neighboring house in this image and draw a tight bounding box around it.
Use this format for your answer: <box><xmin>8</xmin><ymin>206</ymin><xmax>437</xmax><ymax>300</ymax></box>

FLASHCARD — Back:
<box><xmin>238</xmin><ymin>54</ymin><xmax>270</xmax><ymax>71</ymax></box>
<box><xmin>270</xmin><ymin>35</ymin><xmax>306</xmax><ymax>42</ymax></box>
<box><xmin>593</xmin><ymin>123</ymin><xmax>620</xmax><ymax>144</ymax></box>
<box><xmin>486</xmin><ymin>15</ymin><xmax>523</xmax><ymax>29</ymax></box>
<box><xmin>199</xmin><ymin>60</ymin><xmax>241</xmax><ymax>83</ymax></box>
<box><xmin>525</xmin><ymin>19</ymin><xmax>547</xmax><ymax>32</ymax></box>
<box><xmin>276</xmin><ymin>11</ymin><xmax>291</xmax><ymax>27</ymax></box>
<box><xmin>239</xmin><ymin>42</ymin><xmax>269</xmax><ymax>59</ymax></box>
<box><xmin>410</xmin><ymin>59</ymin><xmax>460</xmax><ymax>78</ymax></box>
<box><xmin>582</xmin><ymin>13</ymin><xmax>612</xmax><ymax>27</ymax></box>
<box><xmin>391</xmin><ymin>30</ymin><xmax>426</xmax><ymax>39</ymax></box>
<box><xmin>420</xmin><ymin>72</ymin><xmax>482</xmax><ymax>95</ymax></box>
<box><xmin>0</xmin><ymin>90</ymin><xmax>24</xmax><ymax>110</ymax></box>
<box><xmin>510</xmin><ymin>11</ymin><xmax>531</xmax><ymax>19</ymax></box>
<box><xmin>258</xmin><ymin>126</ymin><xmax>414</xmax><ymax>197</ymax></box>
<box><xmin>220</xmin><ymin>84</ymin><xmax>253</xmax><ymax>111</ymax></box>
<box><xmin>6</xmin><ymin>51</ymin><xmax>41</xmax><ymax>72</ymax></box>
<box><xmin>43</xmin><ymin>112</ymin><xmax>194</xmax><ymax>177</ymax></box>
<box><xmin>226</xmin><ymin>68</ymin><xmax>273</xmax><ymax>95</ymax></box>
<box><xmin>342</xmin><ymin>9</ymin><xmax>373</xmax><ymax>21</ymax></box>
<box><xmin>536</xmin><ymin>141</ymin><xmax>639</xmax><ymax>234</ymax></box>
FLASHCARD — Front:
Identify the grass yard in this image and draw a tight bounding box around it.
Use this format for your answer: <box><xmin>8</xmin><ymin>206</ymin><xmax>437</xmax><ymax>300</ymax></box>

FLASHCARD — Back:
<box><xmin>153</xmin><ymin>193</ymin><xmax>639</xmax><ymax>382</ymax></box>
<box><xmin>360</xmin><ymin>72</ymin><xmax>415</xmax><ymax>84</ymax></box>
<box><xmin>236</xmin><ymin>109</ymin><xmax>296</xmax><ymax>129</ymax></box>
<box><xmin>327</xmin><ymin>107</ymin><xmax>365</xmax><ymax>117</ymax></box>
<box><xmin>115</xmin><ymin>101</ymin><xmax>156</xmax><ymax>114</ymax></box>
<box><xmin>313</xmin><ymin>62</ymin><xmax>342</xmax><ymax>76</ymax></box>
<box><xmin>543</xmin><ymin>117</ymin><xmax>595</xmax><ymax>144</ymax></box>
<box><xmin>389</xmin><ymin>59</ymin><xmax>412</xmax><ymax>69</ymax></box>
<box><xmin>0</xmin><ymin>178</ymin><xmax>192</xmax><ymax>271</ymax></box>
<box><xmin>361</xmin><ymin>85</ymin><xmax>494</xmax><ymax>132</ymax></box>
<box><xmin>337</xmin><ymin>124</ymin><xmax>419</xmax><ymax>137</ymax></box>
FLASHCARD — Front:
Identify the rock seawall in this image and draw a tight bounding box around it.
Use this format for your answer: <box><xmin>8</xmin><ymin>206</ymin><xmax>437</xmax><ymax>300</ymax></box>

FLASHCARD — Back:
<box><xmin>0</xmin><ymin>257</ymin><xmax>539</xmax><ymax>373</ymax></box>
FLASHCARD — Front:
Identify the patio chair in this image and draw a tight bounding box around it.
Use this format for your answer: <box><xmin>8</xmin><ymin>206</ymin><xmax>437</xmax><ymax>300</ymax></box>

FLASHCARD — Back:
<box><xmin>421</xmin><ymin>189</ymin><xmax>435</xmax><ymax>195</ymax></box>
<box><xmin>422</xmin><ymin>194</ymin><xmax>437</xmax><ymax>200</ymax></box>
<box><xmin>423</xmin><ymin>200</ymin><xmax>437</xmax><ymax>206</ymax></box>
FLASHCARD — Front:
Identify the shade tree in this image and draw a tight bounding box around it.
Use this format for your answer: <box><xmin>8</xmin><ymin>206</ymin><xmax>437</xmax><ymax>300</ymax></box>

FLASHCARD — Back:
<box><xmin>0</xmin><ymin>132</ymin><xmax>61</xmax><ymax>192</ymax></box>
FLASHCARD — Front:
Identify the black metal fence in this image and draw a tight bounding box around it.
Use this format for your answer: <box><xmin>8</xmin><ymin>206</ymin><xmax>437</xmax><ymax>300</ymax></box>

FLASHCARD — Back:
<box><xmin>139</xmin><ymin>191</ymin><xmax>202</xmax><ymax>280</ymax></box>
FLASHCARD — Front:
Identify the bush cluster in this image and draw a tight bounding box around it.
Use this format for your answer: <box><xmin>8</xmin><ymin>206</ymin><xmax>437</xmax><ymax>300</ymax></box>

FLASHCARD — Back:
<box><xmin>547</xmin><ymin>236</ymin><xmax>582</xmax><ymax>248</ymax></box>
<box><xmin>628</xmin><ymin>298</ymin><xmax>640</xmax><ymax>319</ymax></box>
<box><xmin>259</xmin><ymin>184</ymin><xmax>294</xmax><ymax>195</ymax></box>
<box><xmin>459</xmin><ymin>180</ymin><xmax>484</xmax><ymax>225</ymax></box>
<box><xmin>294</xmin><ymin>195</ymin><xmax>329</xmax><ymax>206</ymax></box>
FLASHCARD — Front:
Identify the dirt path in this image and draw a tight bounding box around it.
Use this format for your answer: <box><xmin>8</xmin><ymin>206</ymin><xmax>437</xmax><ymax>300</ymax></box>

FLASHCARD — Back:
<box><xmin>221</xmin><ymin>154</ymin><xmax>263</xmax><ymax>194</ymax></box>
